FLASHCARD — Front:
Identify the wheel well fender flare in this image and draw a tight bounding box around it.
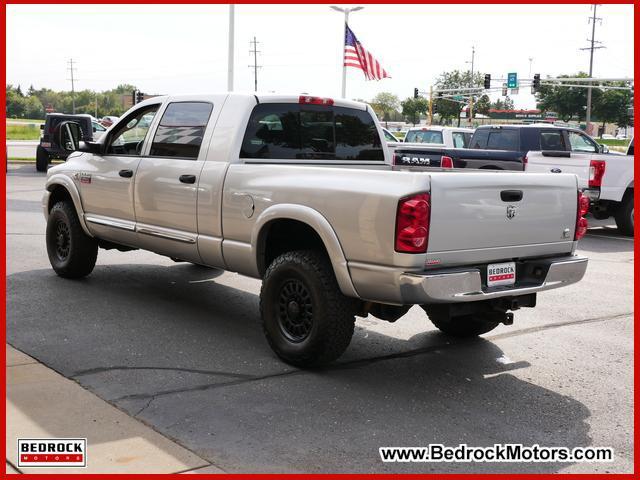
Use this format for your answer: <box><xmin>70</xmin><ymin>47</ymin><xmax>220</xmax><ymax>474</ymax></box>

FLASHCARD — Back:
<box><xmin>251</xmin><ymin>204</ymin><xmax>358</xmax><ymax>298</ymax></box>
<box><xmin>45</xmin><ymin>175</ymin><xmax>92</xmax><ymax>236</ymax></box>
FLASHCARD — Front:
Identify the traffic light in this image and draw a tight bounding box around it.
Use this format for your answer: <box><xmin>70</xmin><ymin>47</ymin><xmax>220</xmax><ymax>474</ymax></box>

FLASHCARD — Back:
<box><xmin>414</xmin><ymin>87</ymin><xmax>419</xmax><ymax>99</ymax></box>
<box><xmin>533</xmin><ymin>73</ymin><xmax>541</xmax><ymax>91</ymax></box>
<box><xmin>136</xmin><ymin>91</ymin><xmax>145</xmax><ymax>104</ymax></box>
<box><xmin>484</xmin><ymin>74</ymin><xmax>491</xmax><ymax>90</ymax></box>
<box><xmin>432</xmin><ymin>102</ymin><xmax>438</xmax><ymax>114</ymax></box>
<box><xmin>502</xmin><ymin>83</ymin><xmax>508</xmax><ymax>96</ymax></box>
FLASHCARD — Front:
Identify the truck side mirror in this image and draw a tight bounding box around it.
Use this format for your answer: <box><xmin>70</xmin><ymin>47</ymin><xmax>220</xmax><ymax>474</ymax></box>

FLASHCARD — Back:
<box><xmin>55</xmin><ymin>121</ymin><xmax>84</xmax><ymax>152</ymax></box>
<box><xmin>599</xmin><ymin>144</ymin><xmax>609</xmax><ymax>154</ymax></box>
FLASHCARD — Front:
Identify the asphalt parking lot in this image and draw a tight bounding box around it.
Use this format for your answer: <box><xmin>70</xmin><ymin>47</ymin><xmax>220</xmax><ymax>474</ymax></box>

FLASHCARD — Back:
<box><xmin>6</xmin><ymin>163</ymin><xmax>634</xmax><ymax>473</ymax></box>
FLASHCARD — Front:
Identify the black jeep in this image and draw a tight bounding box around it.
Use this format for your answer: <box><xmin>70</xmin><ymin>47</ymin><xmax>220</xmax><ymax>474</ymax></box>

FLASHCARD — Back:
<box><xmin>36</xmin><ymin>114</ymin><xmax>101</xmax><ymax>171</ymax></box>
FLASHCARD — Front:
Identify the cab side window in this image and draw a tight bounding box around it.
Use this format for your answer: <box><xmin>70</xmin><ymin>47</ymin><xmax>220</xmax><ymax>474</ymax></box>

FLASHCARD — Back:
<box><xmin>452</xmin><ymin>132</ymin><xmax>468</xmax><ymax>148</ymax></box>
<box><xmin>149</xmin><ymin>102</ymin><xmax>213</xmax><ymax>159</ymax></box>
<box><xmin>106</xmin><ymin>105</ymin><xmax>159</xmax><ymax>156</ymax></box>
<box><xmin>568</xmin><ymin>131</ymin><xmax>597</xmax><ymax>153</ymax></box>
<box><xmin>540</xmin><ymin>131</ymin><xmax>566</xmax><ymax>151</ymax></box>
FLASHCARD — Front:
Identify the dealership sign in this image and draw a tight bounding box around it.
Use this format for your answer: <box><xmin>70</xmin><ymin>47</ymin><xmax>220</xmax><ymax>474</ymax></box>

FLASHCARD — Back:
<box><xmin>488</xmin><ymin>109</ymin><xmax>545</xmax><ymax>120</ymax></box>
<box><xmin>18</xmin><ymin>438</ymin><xmax>87</xmax><ymax>468</ymax></box>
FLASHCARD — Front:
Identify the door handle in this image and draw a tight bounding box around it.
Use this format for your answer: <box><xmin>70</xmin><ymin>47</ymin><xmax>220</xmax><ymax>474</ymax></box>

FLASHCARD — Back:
<box><xmin>500</xmin><ymin>190</ymin><xmax>523</xmax><ymax>202</ymax></box>
<box><xmin>179</xmin><ymin>174</ymin><xmax>197</xmax><ymax>184</ymax></box>
<box><xmin>119</xmin><ymin>169</ymin><xmax>133</xmax><ymax>178</ymax></box>
<box><xmin>550</xmin><ymin>168</ymin><xmax>562</xmax><ymax>173</ymax></box>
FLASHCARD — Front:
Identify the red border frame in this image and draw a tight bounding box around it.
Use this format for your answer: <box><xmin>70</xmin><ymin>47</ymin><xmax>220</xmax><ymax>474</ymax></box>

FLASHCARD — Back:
<box><xmin>2</xmin><ymin>1</ymin><xmax>637</xmax><ymax>478</ymax></box>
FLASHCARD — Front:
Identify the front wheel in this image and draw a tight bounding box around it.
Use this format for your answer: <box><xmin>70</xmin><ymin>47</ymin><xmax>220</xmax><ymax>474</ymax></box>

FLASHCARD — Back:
<box><xmin>423</xmin><ymin>306</ymin><xmax>500</xmax><ymax>337</ymax></box>
<box><xmin>614</xmin><ymin>190</ymin><xmax>634</xmax><ymax>236</ymax></box>
<box><xmin>46</xmin><ymin>201</ymin><xmax>98</xmax><ymax>278</ymax></box>
<box><xmin>260</xmin><ymin>250</ymin><xmax>357</xmax><ymax>367</ymax></box>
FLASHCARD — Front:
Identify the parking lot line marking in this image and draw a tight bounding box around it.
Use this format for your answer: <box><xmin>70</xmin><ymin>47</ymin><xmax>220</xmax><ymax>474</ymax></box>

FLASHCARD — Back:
<box><xmin>585</xmin><ymin>234</ymin><xmax>634</xmax><ymax>241</ymax></box>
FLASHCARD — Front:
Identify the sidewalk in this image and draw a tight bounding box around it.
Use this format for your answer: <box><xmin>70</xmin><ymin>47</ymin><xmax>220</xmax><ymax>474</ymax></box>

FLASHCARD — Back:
<box><xmin>6</xmin><ymin>344</ymin><xmax>224</xmax><ymax>474</ymax></box>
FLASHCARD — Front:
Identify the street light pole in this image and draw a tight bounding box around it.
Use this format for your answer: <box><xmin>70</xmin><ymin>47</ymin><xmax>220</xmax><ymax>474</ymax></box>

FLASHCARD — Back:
<box><xmin>330</xmin><ymin>6</ymin><xmax>363</xmax><ymax>98</ymax></box>
<box><xmin>227</xmin><ymin>4</ymin><xmax>235</xmax><ymax>92</ymax></box>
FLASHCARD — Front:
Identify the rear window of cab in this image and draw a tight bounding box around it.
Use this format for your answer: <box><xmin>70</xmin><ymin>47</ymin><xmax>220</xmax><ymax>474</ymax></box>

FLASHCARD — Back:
<box><xmin>240</xmin><ymin>103</ymin><xmax>384</xmax><ymax>161</ymax></box>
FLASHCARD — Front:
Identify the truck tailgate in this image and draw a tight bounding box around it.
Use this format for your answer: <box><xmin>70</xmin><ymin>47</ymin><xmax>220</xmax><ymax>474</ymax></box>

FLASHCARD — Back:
<box><xmin>427</xmin><ymin>171</ymin><xmax>578</xmax><ymax>267</ymax></box>
<box><xmin>525</xmin><ymin>154</ymin><xmax>591</xmax><ymax>189</ymax></box>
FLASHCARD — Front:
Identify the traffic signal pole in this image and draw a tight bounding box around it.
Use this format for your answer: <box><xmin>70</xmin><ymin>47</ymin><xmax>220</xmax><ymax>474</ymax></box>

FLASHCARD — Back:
<box><xmin>429</xmin><ymin>86</ymin><xmax>433</xmax><ymax>126</ymax></box>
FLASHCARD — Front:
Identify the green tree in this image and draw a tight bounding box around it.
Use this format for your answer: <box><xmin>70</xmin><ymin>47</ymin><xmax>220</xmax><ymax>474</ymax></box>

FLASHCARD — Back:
<box><xmin>433</xmin><ymin>70</ymin><xmax>484</xmax><ymax>126</ymax></box>
<box><xmin>535</xmin><ymin>72</ymin><xmax>602</xmax><ymax>122</ymax></box>
<box><xmin>474</xmin><ymin>94</ymin><xmax>491</xmax><ymax>116</ymax></box>
<box><xmin>370</xmin><ymin>92</ymin><xmax>400</xmax><ymax>122</ymax></box>
<box><xmin>592</xmin><ymin>87</ymin><xmax>632</xmax><ymax>129</ymax></box>
<box><xmin>401</xmin><ymin>97</ymin><xmax>429</xmax><ymax>125</ymax></box>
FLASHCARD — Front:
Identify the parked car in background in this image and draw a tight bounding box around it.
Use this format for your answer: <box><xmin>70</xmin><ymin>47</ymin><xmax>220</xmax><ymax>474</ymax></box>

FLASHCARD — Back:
<box><xmin>100</xmin><ymin>116</ymin><xmax>120</xmax><ymax>127</ymax></box>
<box><xmin>92</xmin><ymin>120</ymin><xmax>107</xmax><ymax>140</ymax></box>
<box><xmin>403</xmin><ymin>126</ymin><xmax>474</xmax><ymax>148</ymax></box>
<box><xmin>390</xmin><ymin>124</ymin><xmax>622</xmax><ymax>172</ymax></box>
<box><xmin>382</xmin><ymin>128</ymin><xmax>399</xmax><ymax>142</ymax></box>
<box><xmin>42</xmin><ymin>93</ymin><xmax>587</xmax><ymax>366</ymax></box>
<box><xmin>527</xmin><ymin>137</ymin><xmax>634</xmax><ymax>235</ymax></box>
<box><xmin>600</xmin><ymin>134</ymin><xmax>615</xmax><ymax>140</ymax></box>
<box><xmin>37</xmin><ymin>114</ymin><xmax>96</xmax><ymax>172</ymax></box>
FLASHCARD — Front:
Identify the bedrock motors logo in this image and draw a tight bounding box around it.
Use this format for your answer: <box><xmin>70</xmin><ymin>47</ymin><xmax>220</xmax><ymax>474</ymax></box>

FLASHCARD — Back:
<box><xmin>18</xmin><ymin>439</ymin><xmax>87</xmax><ymax>468</ymax></box>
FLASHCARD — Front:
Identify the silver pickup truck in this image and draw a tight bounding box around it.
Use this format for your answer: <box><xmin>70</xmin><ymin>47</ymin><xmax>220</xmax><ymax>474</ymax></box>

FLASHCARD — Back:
<box><xmin>42</xmin><ymin>94</ymin><xmax>588</xmax><ymax>366</ymax></box>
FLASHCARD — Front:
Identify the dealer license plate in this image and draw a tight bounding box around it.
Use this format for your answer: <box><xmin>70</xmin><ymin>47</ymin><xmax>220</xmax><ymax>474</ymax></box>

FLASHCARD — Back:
<box><xmin>487</xmin><ymin>262</ymin><xmax>516</xmax><ymax>287</ymax></box>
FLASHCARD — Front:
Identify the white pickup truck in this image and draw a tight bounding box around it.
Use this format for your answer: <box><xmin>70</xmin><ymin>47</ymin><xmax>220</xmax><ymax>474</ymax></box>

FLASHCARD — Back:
<box><xmin>43</xmin><ymin>93</ymin><xmax>588</xmax><ymax>366</ymax></box>
<box><xmin>527</xmin><ymin>135</ymin><xmax>634</xmax><ymax>235</ymax></box>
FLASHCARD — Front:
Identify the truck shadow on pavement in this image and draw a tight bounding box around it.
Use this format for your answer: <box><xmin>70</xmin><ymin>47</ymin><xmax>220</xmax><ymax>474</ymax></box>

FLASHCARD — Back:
<box><xmin>7</xmin><ymin>264</ymin><xmax>595</xmax><ymax>474</ymax></box>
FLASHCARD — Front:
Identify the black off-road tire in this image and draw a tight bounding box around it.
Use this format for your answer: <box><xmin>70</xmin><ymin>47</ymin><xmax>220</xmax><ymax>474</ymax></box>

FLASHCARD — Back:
<box><xmin>36</xmin><ymin>146</ymin><xmax>49</xmax><ymax>172</ymax></box>
<box><xmin>614</xmin><ymin>190</ymin><xmax>634</xmax><ymax>236</ymax></box>
<box><xmin>260</xmin><ymin>250</ymin><xmax>357</xmax><ymax>367</ymax></box>
<box><xmin>46</xmin><ymin>201</ymin><xmax>98</xmax><ymax>278</ymax></box>
<box><xmin>422</xmin><ymin>306</ymin><xmax>500</xmax><ymax>337</ymax></box>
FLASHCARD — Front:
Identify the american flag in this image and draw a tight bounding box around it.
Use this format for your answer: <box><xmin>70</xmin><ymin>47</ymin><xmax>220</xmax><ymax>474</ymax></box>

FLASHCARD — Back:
<box><xmin>344</xmin><ymin>25</ymin><xmax>390</xmax><ymax>81</ymax></box>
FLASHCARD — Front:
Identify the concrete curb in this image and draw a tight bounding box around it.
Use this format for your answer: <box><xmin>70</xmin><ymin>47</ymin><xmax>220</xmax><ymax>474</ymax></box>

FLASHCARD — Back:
<box><xmin>6</xmin><ymin>344</ymin><xmax>222</xmax><ymax>474</ymax></box>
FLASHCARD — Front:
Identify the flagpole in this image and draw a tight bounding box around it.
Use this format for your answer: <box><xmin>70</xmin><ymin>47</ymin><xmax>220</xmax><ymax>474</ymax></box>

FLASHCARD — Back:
<box><xmin>331</xmin><ymin>6</ymin><xmax>364</xmax><ymax>98</ymax></box>
<box><xmin>341</xmin><ymin>11</ymin><xmax>348</xmax><ymax>98</ymax></box>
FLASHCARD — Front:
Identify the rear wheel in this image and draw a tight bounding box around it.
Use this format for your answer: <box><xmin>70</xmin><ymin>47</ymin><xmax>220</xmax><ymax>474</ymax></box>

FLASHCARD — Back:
<box><xmin>36</xmin><ymin>146</ymin><xmax>49</xmax><ymax>172</ymax></box>
<box><xmin>614</xmin><ymin>190</ymin><xmax>634</xmax><ymax>236</ymax></box>
<box><xmin>46</xmin><ymin>201</ymin><xmax>98</xmax><ymax>278</ymax></box>
<box><xmin>423</xmin><ymin>306</ymin><xmax>500</xmax><ymax>337</ymax></box>
<box><xmin>260</xmin><ymin>250</ymin><xmax>357</xmax><ymax>367</ymax></box>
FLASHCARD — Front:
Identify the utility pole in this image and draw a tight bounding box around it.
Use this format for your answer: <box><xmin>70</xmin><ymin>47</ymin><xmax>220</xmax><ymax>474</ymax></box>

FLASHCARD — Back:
<box><xmin>581</xmin><ymin>4</ymin><xmax>604</xmax><ymax>132</ymax></box>
<box><xmin>330</xmin><ymin>5</ymin><xmax>364</xmax><ymax>98</ymax></box>
<box><xmin>248</xmin><ymin>36</ymin><xmax>261</xmax><ymax>92</ymax></box>
<box><xmin>67</xmin><ymin>58</ymin><xmax>77</xmax><ymax>114</ymax></box>
<box><xmin>227</xmin><ymin>5</ymin><xmax>235</xmax><ymax>91</ymax></box>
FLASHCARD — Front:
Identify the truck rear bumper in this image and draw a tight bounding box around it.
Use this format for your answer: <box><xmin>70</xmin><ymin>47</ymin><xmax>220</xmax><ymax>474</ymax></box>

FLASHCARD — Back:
<box><xmin>349</xmin><ymin>255</ymin><xmax>588</xmax><ymax>305</ymax></box>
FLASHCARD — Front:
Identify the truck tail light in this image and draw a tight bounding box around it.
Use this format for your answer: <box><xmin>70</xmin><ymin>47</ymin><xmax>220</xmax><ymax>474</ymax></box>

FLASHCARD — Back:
<box><xmin>522</xmin><ymin>155</ymin><xmax>528</xmax><ymax>168</ymax></box>
<box><xmin>392</xmin><ymin>153</ymin><xmax>399</xmax><ymax>165</ymax></box>
<box><xmin>299</xmin><ymin>95</ymin><xmax>334</xmax><ymax>106</ymax></box>
<box><xmin>588</xmin><ymin>160</ymin><xmax>606</xmax><ymax>188</ymax></box>
<box><xmin>395</xmin><ymin>193</ymin><xmax>430</xmax><ymax>253</ymax></box>
<box><xmin>440</xmin><ymin>156</ymin><xmax>453</xmax><ymax>169</ymax></box>
<box><xmin>574</xmin><ymin>190</ymin><xmax>589</xmax><ymax>241</ymax></box>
